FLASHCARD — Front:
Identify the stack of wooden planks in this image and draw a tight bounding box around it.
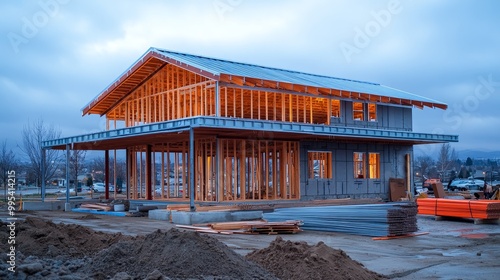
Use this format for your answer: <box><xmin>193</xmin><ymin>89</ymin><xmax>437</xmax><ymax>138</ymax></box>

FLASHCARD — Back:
<box><xmin>417</xmin><ymin>198</ymin><xmax>500</xmax><ymax>219</ymax></box>
<box><xmin>177</xmin><ymin>220</ymin><xmax>302</xmax><ymax>235</ymax></box>
<box><xmin>79</xmin><ymin>203</ymin><xmax>113</xmax><ymax>211</ymax></box>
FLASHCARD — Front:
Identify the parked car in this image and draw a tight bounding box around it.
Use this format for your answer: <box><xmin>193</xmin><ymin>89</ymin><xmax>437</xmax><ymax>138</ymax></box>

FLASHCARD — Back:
<box><xmin>448</xmin><ymin>178</ymin><xmax>485</xmax><ymax>191</ymax></box>
<box><xmin>92</xmin><ymin>183</ymin><xmax>105</xmax><ymax>192</ymax></box>
<box><xmin>466</xmin><ymin>184</ymin><xmax>483</xmax><ymax>195</ymax></box>
<box><xmin>108</xmin><ymin>184</ymin><xmax>123</xmax><ymax>193</ymax></box>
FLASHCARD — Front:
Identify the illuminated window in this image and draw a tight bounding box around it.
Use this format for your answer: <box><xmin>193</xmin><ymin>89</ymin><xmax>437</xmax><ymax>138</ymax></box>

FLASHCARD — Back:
<box><xmin>331</xmin><ymin>99</ymin><xmax>340</xmax><ymax>118</ymax></box>
<box><xmin>353</xmin><ymin>152</ymin><xmax>365</xmax><ymax>178</ymax></box>
<box><xmin>368</xmin><ymin>104</ymin><xmax>377</xmax><ymax>121</ymax></box>
<box><xmin>308</xmin><ymin>152</ymin><xmax>332</xmax><ymax>179</ymax></box>
<box><xmin>353</xmin><ymin>102</ymin><xmax>364</xmax><ymax>121</ymax></box>
<box><xmin>368</xmin><ymin>153</ymin><xmax>380</xmax><ymax>179</ymax></box>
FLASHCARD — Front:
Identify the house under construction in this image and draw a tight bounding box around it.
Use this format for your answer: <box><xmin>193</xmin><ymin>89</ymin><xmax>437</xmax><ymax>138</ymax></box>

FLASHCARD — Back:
<box><xmin>43</xmin><ymin>47</ymin><xmax>458</xmax><ymax>205</ymax></box>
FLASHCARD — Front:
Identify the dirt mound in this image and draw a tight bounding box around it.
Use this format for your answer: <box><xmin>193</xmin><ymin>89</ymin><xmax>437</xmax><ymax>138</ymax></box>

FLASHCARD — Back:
<box><xmin>1</xmin><ymin>217</ymin><xmax>132</xmax><ymax>259</ymax></box>
<box><xmin>1</xmin><ymin>218</ymin><xmax>275</xmax><ymax>279</ymax></box>
<box><xmin>75</xmin><ymin>214</ymin><xmax>101</xmax><ymax>220</ymax></box>
<box><xmin>246</xmin><ymin>236</ymin><xmax>385</xmax><ymax>280</ymax></box>
<box><xmin>84</xmin><ymin>228</ymin><xmax>276</xmax><ymax>279</ymax></box>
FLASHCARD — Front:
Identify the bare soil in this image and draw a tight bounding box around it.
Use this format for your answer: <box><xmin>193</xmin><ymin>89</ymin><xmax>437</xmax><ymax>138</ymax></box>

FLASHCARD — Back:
<box><xmin>0</xmin><ymin>216</ymin><xmax>385</xmax><ymax>280</ymax></box>
<box><xmin>247</xmin><ymin>236</ymin><xmax>385</xmax><ymax>280</ymax></box>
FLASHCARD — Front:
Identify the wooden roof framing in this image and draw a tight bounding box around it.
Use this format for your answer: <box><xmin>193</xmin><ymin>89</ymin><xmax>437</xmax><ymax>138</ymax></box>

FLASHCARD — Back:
<box><xmin>82</xmin><ymin>47</ymin><xmax>448</xmax><ymax>117</ymax></box>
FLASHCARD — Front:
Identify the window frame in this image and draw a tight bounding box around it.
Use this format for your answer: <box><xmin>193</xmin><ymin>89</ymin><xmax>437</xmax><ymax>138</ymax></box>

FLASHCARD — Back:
<box><xmin>368</xmin><ymin>103</ymin><xmax>377</xmax><ymax>122</ymax></box>
<box><xmin>368</xmin><ymin>153</ymin><xmax>380</xmax><ymax>179</ymax></box>
<box><xmin>353</xmin><ymin>152</ymin><xmax>366</xmax><ymax>179</ymax></box>
<box><xmin>352</xmin><ymin>102</ymin><xmax>364</xmax><ymax>121</ymax></box>
<box><xmin>308</xmin><ymin>151</ymin><xmax>333</xmax><ymax>179</ymax></box>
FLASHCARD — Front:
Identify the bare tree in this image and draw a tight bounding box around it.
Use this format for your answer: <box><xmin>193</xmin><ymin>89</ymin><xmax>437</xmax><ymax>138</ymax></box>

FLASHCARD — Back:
<box><xmin>70</xmin><ymin>150</ymin><xmax>86</xmax><ymax>195</ymax></box>
<box><xmin>0</xmin><ymin>140</ymin><xmax>18</xmax><ymax>201</ymax></box>
<box><xmin>91</xmin><ymin>157</ymin><xmax>105</xmax><ymax>183</ymax></box>
<box><xmin>415</xmin><ymin>155</ymin><xmax>434</xmax><ymax>178</ymax></box>
<box><xmin>20</xmin><ymin>119</ymin><xmax>62</xmax><ymax>188</ymax></box>
<box><xmin>437</xmin><ymin>143</ymin><xmax>457</xmax><ymax>181</ymax></box>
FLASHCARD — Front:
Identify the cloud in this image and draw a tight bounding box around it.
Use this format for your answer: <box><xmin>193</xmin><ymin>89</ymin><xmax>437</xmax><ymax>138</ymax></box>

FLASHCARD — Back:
<box><xmin>0</xmin><ymin>0</ymin><xmax>499</xmax><ymax>155</ymax></box>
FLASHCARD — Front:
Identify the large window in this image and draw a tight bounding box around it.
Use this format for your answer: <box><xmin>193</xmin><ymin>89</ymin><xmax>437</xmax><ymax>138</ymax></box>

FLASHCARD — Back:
<box><xmin>352</xmin><ymin>102</ymin><xmax>377</xmax><ymax>121</ymax></box>
<box><xmin>368</xmin><ymin>104</ymin><xmax>377</xmax><ymax>122</ymax></box>
<box><xmin>353</xmin><ymin>152</ymin><xmax>365</xmax><ymax>178</ymax></box>
<box><xmin>331</xmin><ymin>99</ymin><xmax>341</xmax><ymax>118</ymax></box>
<box><xmin>368</xmin><ymin>153</ymin><xmax>380</xmax><ymax>179</ymax></box>
<box><xmin>353</xmin><ymin>102</ymin><xmax>364</xmax><ymax>121</ymax></box>
<box><xmin>354</xmin><ymin>152</ymin><xmax>380</xmax><ymax>179</ymax></box>
<box><xmin>308</xmin><ymin>152</ymin><xmax>332</xmax><ymax>179</ymax></box>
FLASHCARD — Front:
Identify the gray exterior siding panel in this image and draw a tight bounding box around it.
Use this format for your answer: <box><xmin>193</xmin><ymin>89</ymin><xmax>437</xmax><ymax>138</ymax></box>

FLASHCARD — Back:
<box><xmin>301</xmin><ymin>141</ymin><xmax>414</xmax><ymax>200</ymax></box>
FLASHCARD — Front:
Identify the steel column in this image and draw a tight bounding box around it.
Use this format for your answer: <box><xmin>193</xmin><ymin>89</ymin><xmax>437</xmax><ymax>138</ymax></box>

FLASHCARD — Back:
<box><xmin>105</xmin><ymin>150</ymin><xmax>110</xmax><ymax>199</ymax></box>
<box><xmin>41</xmin><ymin>148</ymin><xmax>46</xmax><ymax>202</ymax></box>
<box><xmin>66</xmin><ymin>144</ymin><xmax>70</xmax><ymax>203</ymax></box>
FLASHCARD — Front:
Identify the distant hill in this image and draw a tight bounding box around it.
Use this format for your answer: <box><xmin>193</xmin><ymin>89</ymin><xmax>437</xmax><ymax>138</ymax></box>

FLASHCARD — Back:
<box><xmin>414</xmin><ymin>147</ymin><xmax>500</xmax><ymax>160</ymax></box>
<box><xmin>455</xmin><ymin>150</ymin><xmax>500</xmax><ymax>160</ymax></box>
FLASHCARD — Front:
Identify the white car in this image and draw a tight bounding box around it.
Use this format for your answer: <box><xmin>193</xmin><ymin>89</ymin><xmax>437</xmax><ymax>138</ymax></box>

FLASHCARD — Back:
<box><xmin>92</xmin><ymin>183</ymin><xmax>105</xmax><ymax>192</ymax></box>
<box><xmin>448</xmin><ymin>179</ymin><xmax>485</xmax><ymax>191</ymax></box>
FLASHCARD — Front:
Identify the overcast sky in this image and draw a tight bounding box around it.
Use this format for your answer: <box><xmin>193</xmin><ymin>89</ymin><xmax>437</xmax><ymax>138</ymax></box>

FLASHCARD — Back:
<box><xmin>1</xmin><ymin>0</ymin><xmax>499</xmax><ymax>158</ymax></box>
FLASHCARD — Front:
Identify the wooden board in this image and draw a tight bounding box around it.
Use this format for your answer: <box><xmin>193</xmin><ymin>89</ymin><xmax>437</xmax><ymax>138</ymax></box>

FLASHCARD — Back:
<box><xmin>431</xmin><ymin>182</ymin><xmax>446</xmax><ymax>198</ymax></box>
<box><xmin>389</xmin><ymin>178</ymin><xmax>407</xmax><ymax>202</ymax></box>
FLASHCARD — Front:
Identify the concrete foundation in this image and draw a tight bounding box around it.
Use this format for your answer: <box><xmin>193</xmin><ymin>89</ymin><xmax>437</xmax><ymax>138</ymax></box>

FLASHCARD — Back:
<box><xmin>148</xmin><ymin>209</ymin><xmax>171</xmax><ymax>221</ymax></box>
<box><xmin>23</xmin><ymin>200</ymin><xmax>89</xmax><ymax>211</ymax></box>
<box><xmin>72</xmin><ymin>208</ymin><xmax>127</xmax><ymax>217</ymax></box>
<box><xmin>171</xmin><ymin>210</ymin><xmax>263</xmax><ymax>225</ymax></box>
<box><xmin>23</xmin><ymin>199</ymin><xmax>98</xmax><ymax>211</ymax></box>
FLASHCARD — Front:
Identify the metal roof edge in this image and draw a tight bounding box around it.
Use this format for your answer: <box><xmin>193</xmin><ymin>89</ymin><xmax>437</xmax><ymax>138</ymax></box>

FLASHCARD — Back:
<box><xmin>380</xmin><ymin>85</ymin><xmax>448</xmax><ymax>108</ymax></box>
<box><xmin>152</xmin><ymin>47</ymin><xmax>380</xmax><ymax>86</ymax></box>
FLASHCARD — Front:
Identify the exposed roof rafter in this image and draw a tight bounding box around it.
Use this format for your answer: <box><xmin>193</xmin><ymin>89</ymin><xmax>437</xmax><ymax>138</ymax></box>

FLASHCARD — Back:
<box><xmin>82</xmin><ymin>47</ymin><xmax>449</xmax><ymax>116</ymax></box>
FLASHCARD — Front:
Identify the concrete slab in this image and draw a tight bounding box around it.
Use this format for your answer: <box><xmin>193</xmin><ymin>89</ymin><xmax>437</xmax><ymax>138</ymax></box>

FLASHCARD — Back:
<box><xmin>71</xmin><ymin>208</ymin><xmax>127</xmax><ymax>217</ymax></box>
<box><xmin>171</xmin><ymin>210</ymin><xmax>263</xmax><ymax>225</ymax></box>
<box><xmin>23</xmin><ymin>200</ymin><xmax>87</xmax><ymax>211</ymax></box>
<box><xmin>230</xmin><ymin>211</ymin><xmax>263</xmax><ymax>221</ymax></box>
<box><xmin>149</xmin><ymin>209</ymin><xmax>171</xmax><ymax>221</ymax></box>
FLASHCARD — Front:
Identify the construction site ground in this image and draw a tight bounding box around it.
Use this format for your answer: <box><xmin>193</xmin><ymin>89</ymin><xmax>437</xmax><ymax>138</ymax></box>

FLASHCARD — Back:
<box><xmin>2</xmin><ymin>209</ymin><xmax>500</xmax><ymax>279</ymax></box>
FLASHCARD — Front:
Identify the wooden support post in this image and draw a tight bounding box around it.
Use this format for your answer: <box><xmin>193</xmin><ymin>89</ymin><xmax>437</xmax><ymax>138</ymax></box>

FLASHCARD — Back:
<box><xmin>250</xmin><ymin>89</ymin><xmax>254</xmax><ymax>119</ymax></box>
<box><xmin>257</xmin><ymin>141</ymin><xmax>261</xmax><ymax>200</ymax></box>
<box><xmin>161</xmin><ymin>147</ymin><xmax>165</xmax><ymax>199</ymax></box>
<box><xmin>280</xmin><ymin>143</ymin><xmax>287</xmax><ymax>199</ymax></box>
<box><xmin>146</xmin><ymin>145</ymin><xmax>152</xmax><ymax>200</ymax></box>
<box><xmin>272</xmin><ymin>142</ymin><xmax>277</xmax><ymax>199</ymax></box>
<box><xmin>233</xmin><ymin>139</ymin><xmax>237</xmax><ymax>201</ymax></box>
<box><xmin>166</xmin><ymin>144</ymin><xmax>170</xmax><ymax>199</ymax></box>
<box><xmin>240</xmin><ymin>140</ymin><xmax>246</xmax><ymax>201</ymax></box>
<box><xmin>265</xmin><ymin>141</ymin><xmax>269</xmax><ymax>199</ymax></box>
<box><xmin>216</xmin><ymin>138</ymin><xmax>222</xmax><ymax>202</ymax></box>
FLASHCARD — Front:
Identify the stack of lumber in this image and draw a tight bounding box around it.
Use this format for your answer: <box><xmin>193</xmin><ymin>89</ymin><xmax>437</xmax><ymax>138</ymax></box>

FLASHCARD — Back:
<box><xmin>79</xmin><ymin>203</ymin><xmax>112</xmax><ymax>211</ymax></box>
<box><xmin>177</xmin><ymin>220</ymin><xmax>302</xmax><ymax>235</ymax></box>
<box><xmin>417</xmin><ymin>198</ymin><xmax>500</xmax><ymax>219</ymax></box>
<box><xmin>263</xmin><ymin>203</ymin><xmax>418</xmax><ymax>237</ymax></box>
